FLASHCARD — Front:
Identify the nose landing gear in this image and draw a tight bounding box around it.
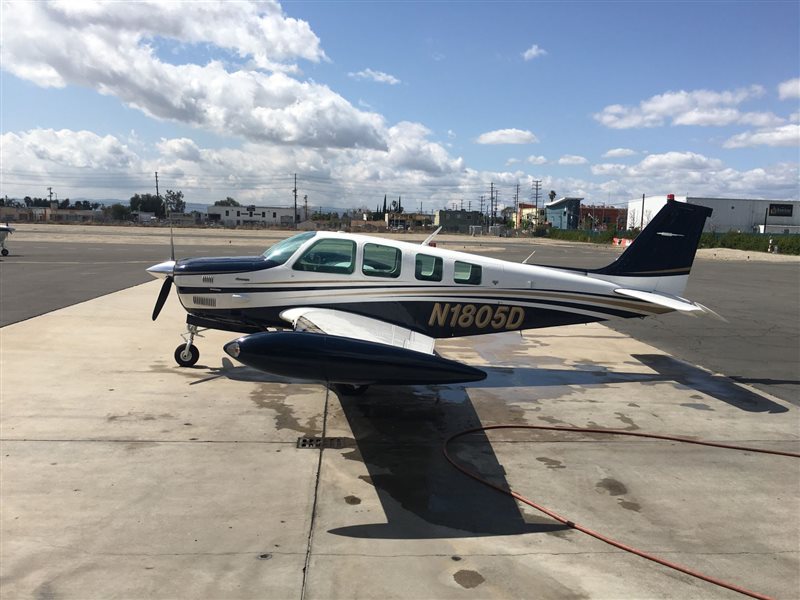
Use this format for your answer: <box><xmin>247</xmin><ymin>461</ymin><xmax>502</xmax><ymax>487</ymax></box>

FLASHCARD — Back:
<box><xmin>174</xmin><ymin>324</ymin><xmax>204</xmax><ymax>367</ymax></box>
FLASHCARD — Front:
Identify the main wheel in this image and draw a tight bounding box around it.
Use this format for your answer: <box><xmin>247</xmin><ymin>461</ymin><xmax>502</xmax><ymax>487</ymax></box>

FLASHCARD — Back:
<box><xmin>1</xmin><ymin>248</ymin><xmax>8</xmax><ymax>256</ymax></box>
<box><xmin>174</xmin><ymin>344</ymin><xmax>200</xmax><ymax>367</ymax></box>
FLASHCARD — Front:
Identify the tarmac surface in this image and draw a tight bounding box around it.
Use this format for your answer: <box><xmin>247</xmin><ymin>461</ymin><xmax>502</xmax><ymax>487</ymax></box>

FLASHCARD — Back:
<box><xmin>1</xmin><ymin>225</ymin><xmax>799</xmax><ymax>599</ymax></box>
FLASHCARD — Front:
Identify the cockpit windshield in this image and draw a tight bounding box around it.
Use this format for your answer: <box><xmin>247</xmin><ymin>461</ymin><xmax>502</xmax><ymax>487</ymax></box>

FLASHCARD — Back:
<box><xmin>262</xmin><ymin>231</ymin><xmax>316</xmax><ymax>265</ymax></box>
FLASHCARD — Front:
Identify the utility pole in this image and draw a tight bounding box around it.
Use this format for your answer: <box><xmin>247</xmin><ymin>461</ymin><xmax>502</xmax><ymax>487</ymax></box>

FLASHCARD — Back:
<box><xmin>293</xmin><ymin>174</ymin><xmax>298</xmax><ymax>229</ymax></box>
<box><xmin>460</xmin><ymin>198</ymin><xmax>464</xmax><ymax>211</ymax></box>
<box><xmin>47</xmin><ymin>187</ymin><xmax>53</xmax><ymax>203</ymax></box>
<box><xmin>303</xmin><ymin>194</ymin><xmax>308</xmax><ymax>221</ymax></box>
<box><xmin>490</xmin><ymin>183</ymin><xmax>494</xmax><ymax>226</ymax></box>
<box><xmin>640</xmin><ymin>193</ymin><xmax>645</xmax><ymax>229</ymax></box>
<box><xmin>532</xmin><ymin>179</ymin><xmax>541</xmax><ymax>210</ymax></box>
<box><xmin>154</xmin><ymin>172</ymin><xmax>160</xmax><ymax>199</ymax></box>
<box><xmin>479</xmin><ymin>195</ymin><xmax>485</xmax><ymax>225</ymax></box>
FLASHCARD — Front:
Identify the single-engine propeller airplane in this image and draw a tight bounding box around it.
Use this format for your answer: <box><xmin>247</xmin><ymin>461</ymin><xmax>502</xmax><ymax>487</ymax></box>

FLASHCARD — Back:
<box><xmin>148</xmin><ymin>199</ymin><xmax>715</xmax><ymax>394</ymax></box>
<box><xmin>0</xmin><ymin>223</ymin><xmax>15</xmax><ymax>256</ymax></box>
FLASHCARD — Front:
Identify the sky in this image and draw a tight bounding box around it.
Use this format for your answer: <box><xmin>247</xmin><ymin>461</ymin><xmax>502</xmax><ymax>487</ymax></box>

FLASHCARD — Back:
<box><xmin>1</xmin><ymin>0</ymin><xmax>798</xmax><ymax>212</ymax></box>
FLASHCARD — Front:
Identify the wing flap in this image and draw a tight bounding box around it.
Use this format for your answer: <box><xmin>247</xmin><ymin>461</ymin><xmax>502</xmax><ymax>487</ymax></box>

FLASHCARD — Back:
<box><xmin>280</xmin><ymin>308</ymin><xmax>436</xmax><ymax>354</ymax></box>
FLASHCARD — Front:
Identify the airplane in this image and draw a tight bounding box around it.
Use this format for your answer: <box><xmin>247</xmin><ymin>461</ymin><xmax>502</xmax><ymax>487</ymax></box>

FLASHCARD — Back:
<box><xmin>0</xmin><ymin>223</ymin><xmax>15</xmax><ymax>256</ymax></box>
<box><xmin>147</xmin><ymin>199</ymin><xmax>715</xmax><ymax>394</ymax></box>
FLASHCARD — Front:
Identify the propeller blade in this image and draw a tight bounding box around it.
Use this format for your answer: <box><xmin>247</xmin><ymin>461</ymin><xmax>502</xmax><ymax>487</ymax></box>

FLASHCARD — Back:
<box><xmin>152</xmin><ymin>276</ymin><xmax>173</xmax><ymax>321</ymax></box>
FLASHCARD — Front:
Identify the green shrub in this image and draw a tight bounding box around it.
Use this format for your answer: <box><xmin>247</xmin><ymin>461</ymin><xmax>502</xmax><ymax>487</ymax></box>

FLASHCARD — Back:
<box><xmin>700</xmin><ymin>232</ymin><xmax>800</xmax><ymax>255</ymax></box>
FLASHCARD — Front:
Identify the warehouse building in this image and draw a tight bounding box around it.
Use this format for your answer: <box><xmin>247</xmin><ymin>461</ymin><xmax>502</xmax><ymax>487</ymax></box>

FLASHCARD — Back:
<box><xmin>207</xmin><ymin>205</ymin><xmax>297</xmax><ymax>227</ymax></box>
<box><xmin>627</xmin><ymin>195</ymin><xmax>800</xmax><ymax>234</ymax></box>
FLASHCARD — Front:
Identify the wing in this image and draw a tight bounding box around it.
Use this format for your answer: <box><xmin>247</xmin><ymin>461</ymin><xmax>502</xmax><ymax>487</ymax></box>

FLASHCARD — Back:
<box><xmin>280</xmin><ymin>307</ymin><xmax>436</xmax><ymax>354</ymax></box>
<box><xmin>223</xmin><ymin>307</ymin><xmax>486</xmax><ymax>385</ymax></box>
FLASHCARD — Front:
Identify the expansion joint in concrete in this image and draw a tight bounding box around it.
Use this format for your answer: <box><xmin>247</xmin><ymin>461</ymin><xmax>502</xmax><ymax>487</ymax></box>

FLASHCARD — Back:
<box><xmin>299</xmin><ymin>386</ymin><xmax>331</xmax><ymax>600</ymax></box>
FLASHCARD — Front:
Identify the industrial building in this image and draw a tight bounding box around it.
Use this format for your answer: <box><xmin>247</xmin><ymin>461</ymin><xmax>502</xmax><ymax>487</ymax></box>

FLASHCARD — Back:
<box><xmin>627</xmin><ymin>195</ymin><xmax>800</xmax><ymax>234</ymax></box>
<box><xmin>545</xmin><ymin>197</ymin><xmax>583</xmax><ymax>229</ymax></box>
<box><xmin>207</xmin><ymin>205</ymin><xmax>297</xmax><ymax>227</ymax></box>
<box><xmin>433</xmin><ymin>209</ymin><xmax>484</xmax><ymax>233</ymax></box>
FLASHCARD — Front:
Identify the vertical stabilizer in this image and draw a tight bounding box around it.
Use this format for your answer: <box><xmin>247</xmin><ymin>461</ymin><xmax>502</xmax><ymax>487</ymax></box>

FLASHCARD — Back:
<box><xmin>593</xmin><ymin>199</ymin><xmax>712</xmax><ymax>278</ymax></box>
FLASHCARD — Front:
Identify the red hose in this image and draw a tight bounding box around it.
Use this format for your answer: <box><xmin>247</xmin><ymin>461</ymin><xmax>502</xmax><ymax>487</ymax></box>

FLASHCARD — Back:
<box><xmin>443</xmin><ymin>425</ymin><xmax>800</xmax><ymax>600</ymax></box>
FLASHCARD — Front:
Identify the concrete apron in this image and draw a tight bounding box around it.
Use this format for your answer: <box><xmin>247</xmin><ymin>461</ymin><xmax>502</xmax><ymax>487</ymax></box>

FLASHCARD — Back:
<box><xmin>1</xmin><ymin>281</ymin><xmax>798</xmax><ymax>599</ymax></box>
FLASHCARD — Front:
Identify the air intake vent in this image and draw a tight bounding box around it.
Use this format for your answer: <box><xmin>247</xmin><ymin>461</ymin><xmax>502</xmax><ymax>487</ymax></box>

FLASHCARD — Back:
<box><xmin>192</xmin><ymin>296</ymin><xmax>217</xmax><ymax>307</ymax></box>
<box><xmin>202</xmin><ymin>275</ymin><xmax>214</xmax><ymax>284</ymax></box>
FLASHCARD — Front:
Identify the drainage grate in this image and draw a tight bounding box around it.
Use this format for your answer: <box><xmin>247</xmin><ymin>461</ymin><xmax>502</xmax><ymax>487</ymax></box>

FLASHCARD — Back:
<box><xmin>296</xmin><ymin>436</ymin><xmax>345</xmax><ymax>449</ymax></box>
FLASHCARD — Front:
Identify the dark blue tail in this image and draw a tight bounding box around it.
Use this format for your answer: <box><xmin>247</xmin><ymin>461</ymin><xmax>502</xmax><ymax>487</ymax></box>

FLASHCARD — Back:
<box><xmin>593</xmin><ymin>200</ymin><xmax>712</xmax><ymax>277</ymax></box>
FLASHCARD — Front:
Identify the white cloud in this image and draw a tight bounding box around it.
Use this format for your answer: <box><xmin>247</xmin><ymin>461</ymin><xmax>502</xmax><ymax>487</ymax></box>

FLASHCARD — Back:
<box><xmin>602</xmin><ymin>148</ymin><xmax>637</xmax><ymax>158</ymax></box>
<box><xmin>526</xmin><ymin>155</ymin><xmax>548</xmax><ymax>165</ymax></box>
<box><xmin>723</xmin><ymin>124</ymin><xmax>800</xmax><ymax>148</ymax></box>
<box><xmin>591</xmin><ymin>163</ymin><xmax>627</xmax><ymax>176</ymax></box>
<box><xmin>476</xmin><ymin>128</ymin><xmax>538</xmax><ymax>144</ymax></box>
<box><xmin>521</xmin><ymin>44</ymin><xmax>547</xmax><ymax>61</ymax></box>
<box><xmin>348</xmin><ymin>68</ymin><xmax>401</xmax><ymax>85</ymax></box>
<box><xmin>157</xmin><ymin>138</ymin><xmax>202</xmax><ymax>161</ymax></box>
<box><xmin>778</xmin><ymin>78</ymin><xmax>800</xmax><ymax>100</ymax></box>
<box><xmin>594</xmin><ymin>85</ymin><xmax>771</xmax><ymax>129</ymax></box>
<box><xmin>558</xmin><ymin>155</ymin><xmax>588</xmax><ymax>165</ymax></box>
<box><xmin>1</xmin><ymin>1</ymin><xmax>387</xmax><ymax>150</ymax></box>
<box><xmin>2</xmin><ymin>129</ymin><xmax>138</xmax><ymax>170</ymax></box>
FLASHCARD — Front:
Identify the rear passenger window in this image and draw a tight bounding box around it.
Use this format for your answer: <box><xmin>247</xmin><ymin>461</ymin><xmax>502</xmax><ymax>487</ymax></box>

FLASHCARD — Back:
<box><xmin>362</xmin><ymin>243</ymin><xmax>401</xmax><ymax>278</ymax></box>
<box><xmin>454</xmin><ymin>261</ymin><xmax>481</xmax><ymax>285</ymax></box>
<box><xmin>293</xmin><ymin>239</ymin><xmax>356</xmax><ymax>274</ymax></box>
<box><xmin>415</xmin><ymin>254</ymin><xmax>442</xmax><ymax>282</ymax></box>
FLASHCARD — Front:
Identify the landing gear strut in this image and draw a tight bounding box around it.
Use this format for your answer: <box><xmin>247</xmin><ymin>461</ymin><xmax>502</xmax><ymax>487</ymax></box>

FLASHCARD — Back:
<box><xmin>174</xmin><ymin>324</ymin><xmax>204</xmax><ymax>367</ymax></box>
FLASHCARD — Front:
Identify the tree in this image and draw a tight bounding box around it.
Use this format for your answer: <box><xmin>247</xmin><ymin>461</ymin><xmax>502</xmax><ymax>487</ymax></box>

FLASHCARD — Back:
<box><xmin>129</xmin><ymin>193</ymin><xmax>163</xmax><ymax>217</ymax></box>
<box><xmin>110</xmin><ymin>203</ymin><xmax>131</xmax><ymax>221</ymax></box>
<box><xmin>164</xmin><ymin>189</ymin><xmax>185</xmax><ymax>214</ymax></box>
<box><xmin>215</xmin><ymin>196</ymin><xmax>240</xmax><ymax>207</ymax></box>
<box><xmin>549</xmin><ymin>190</ymin><xmax>557</xmax><ymax>202</ymax></box>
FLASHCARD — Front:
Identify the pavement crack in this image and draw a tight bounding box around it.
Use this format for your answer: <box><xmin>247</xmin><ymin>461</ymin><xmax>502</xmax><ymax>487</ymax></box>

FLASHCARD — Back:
<box><xmin>299</xmin><ymin>386</ymin><xmax>330</xmax><ymax>600</ymax></box>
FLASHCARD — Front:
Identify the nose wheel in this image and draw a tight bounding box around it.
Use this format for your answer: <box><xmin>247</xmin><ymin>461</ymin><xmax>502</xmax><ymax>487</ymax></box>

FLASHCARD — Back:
<box><xmin>174</xmin><ymin>344</ymin><xmax>200</xmax><ymax>367</ymax></box>
<box><xmin>174</xmin><ymin>324</ymin><xmax>203</xmax><ymax>367</ymax></box>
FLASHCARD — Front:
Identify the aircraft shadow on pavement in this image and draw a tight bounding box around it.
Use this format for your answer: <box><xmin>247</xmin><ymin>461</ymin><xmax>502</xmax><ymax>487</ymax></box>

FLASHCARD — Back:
<box><xmin>329</xmin><ymin>385</ymin><xmax>569</xmax><ymax>539</ymax></box>
<box><xmin>207</xmin><ymin>356</ymin><xmax>785</xmax><ymax>538</ymax></box>
<box><xmin>631</xmin><ymin>354</ymin><xmax>788</xmax><ymax>413</ymax></box>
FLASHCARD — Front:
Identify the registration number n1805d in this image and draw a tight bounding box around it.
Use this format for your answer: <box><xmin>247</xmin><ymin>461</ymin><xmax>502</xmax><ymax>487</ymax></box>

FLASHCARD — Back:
<box><xmin>428</xmin><ymin>303</ymin><xmax>525</xmax><ymax>330</ymax></box>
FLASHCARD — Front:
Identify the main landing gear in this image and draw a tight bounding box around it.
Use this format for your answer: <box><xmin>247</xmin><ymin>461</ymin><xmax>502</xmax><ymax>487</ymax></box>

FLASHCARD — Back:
<box><xmin>174</xmin><ymin>323</ymin><xmax>204</xmax><ymax>367</ymax></box>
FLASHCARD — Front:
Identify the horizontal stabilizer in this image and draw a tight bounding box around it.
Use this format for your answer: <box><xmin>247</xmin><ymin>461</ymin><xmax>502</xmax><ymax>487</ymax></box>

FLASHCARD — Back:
<box><xmin>614</xmin><ymin>288</ymin><xmax>725</xmax><ymax>320</ymax></box>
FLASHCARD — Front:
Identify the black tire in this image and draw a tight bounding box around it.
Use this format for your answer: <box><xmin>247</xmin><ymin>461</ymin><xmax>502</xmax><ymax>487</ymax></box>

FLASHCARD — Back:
<box><xmin>174</xmin><ymin>344</ymin><xmax>200</xmax><ymax>367</ymax></box>
<box><xmin>333</xmin><ymin>384</ymin><xmax>370</xmax><ymax>396</ymax></box>
<box><xmin>1</xmin><ymin>248</ymin><xmax>8</xmax><ymax>256</ymax></box>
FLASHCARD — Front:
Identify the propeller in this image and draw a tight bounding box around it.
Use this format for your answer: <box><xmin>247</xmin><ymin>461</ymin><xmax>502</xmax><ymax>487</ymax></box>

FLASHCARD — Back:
<box><xmin>152</xmin><ymin>276</ymin><xmax>173</xmax><ymax>321</ymax></box>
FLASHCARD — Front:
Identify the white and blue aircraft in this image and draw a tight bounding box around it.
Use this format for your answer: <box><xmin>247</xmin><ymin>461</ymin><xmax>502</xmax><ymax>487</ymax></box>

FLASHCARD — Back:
<box><xmin>148</xmin><ymin>200</ymin><xmax>715</xmax><ymax>394</ymax></box>
<box><xmin>0</xmin><ymin>223</ymin><xmax>15</xmax><ymax>256</ymax></box>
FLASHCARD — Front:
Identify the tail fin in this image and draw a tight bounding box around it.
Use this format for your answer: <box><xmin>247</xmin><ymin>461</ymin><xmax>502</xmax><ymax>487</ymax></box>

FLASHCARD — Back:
<box><xmin>593</xmin><ymin>199</ymin><xmax>712</xmax><ymax>279</ymax></box>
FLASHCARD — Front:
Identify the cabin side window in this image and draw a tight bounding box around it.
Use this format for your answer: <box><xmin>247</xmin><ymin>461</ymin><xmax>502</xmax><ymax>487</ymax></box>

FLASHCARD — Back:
<box><xmin>415</xmin><ymin>253</ymin><xmax>442</xmax><ymax>282</ymax></box>
<box><xmin>454</xmin><ymin>261</ymin><xmax>482</xmax><ymax>285</ymax></box>
<box><xmin>293</xmin><ymin>238</ymin><xmax>356</xmax><ymax>274</ymax></box>
<box><xmin>362</xmin><ymin>243</ymin><xmax>402</xmax><ymax>278</ymax></box>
